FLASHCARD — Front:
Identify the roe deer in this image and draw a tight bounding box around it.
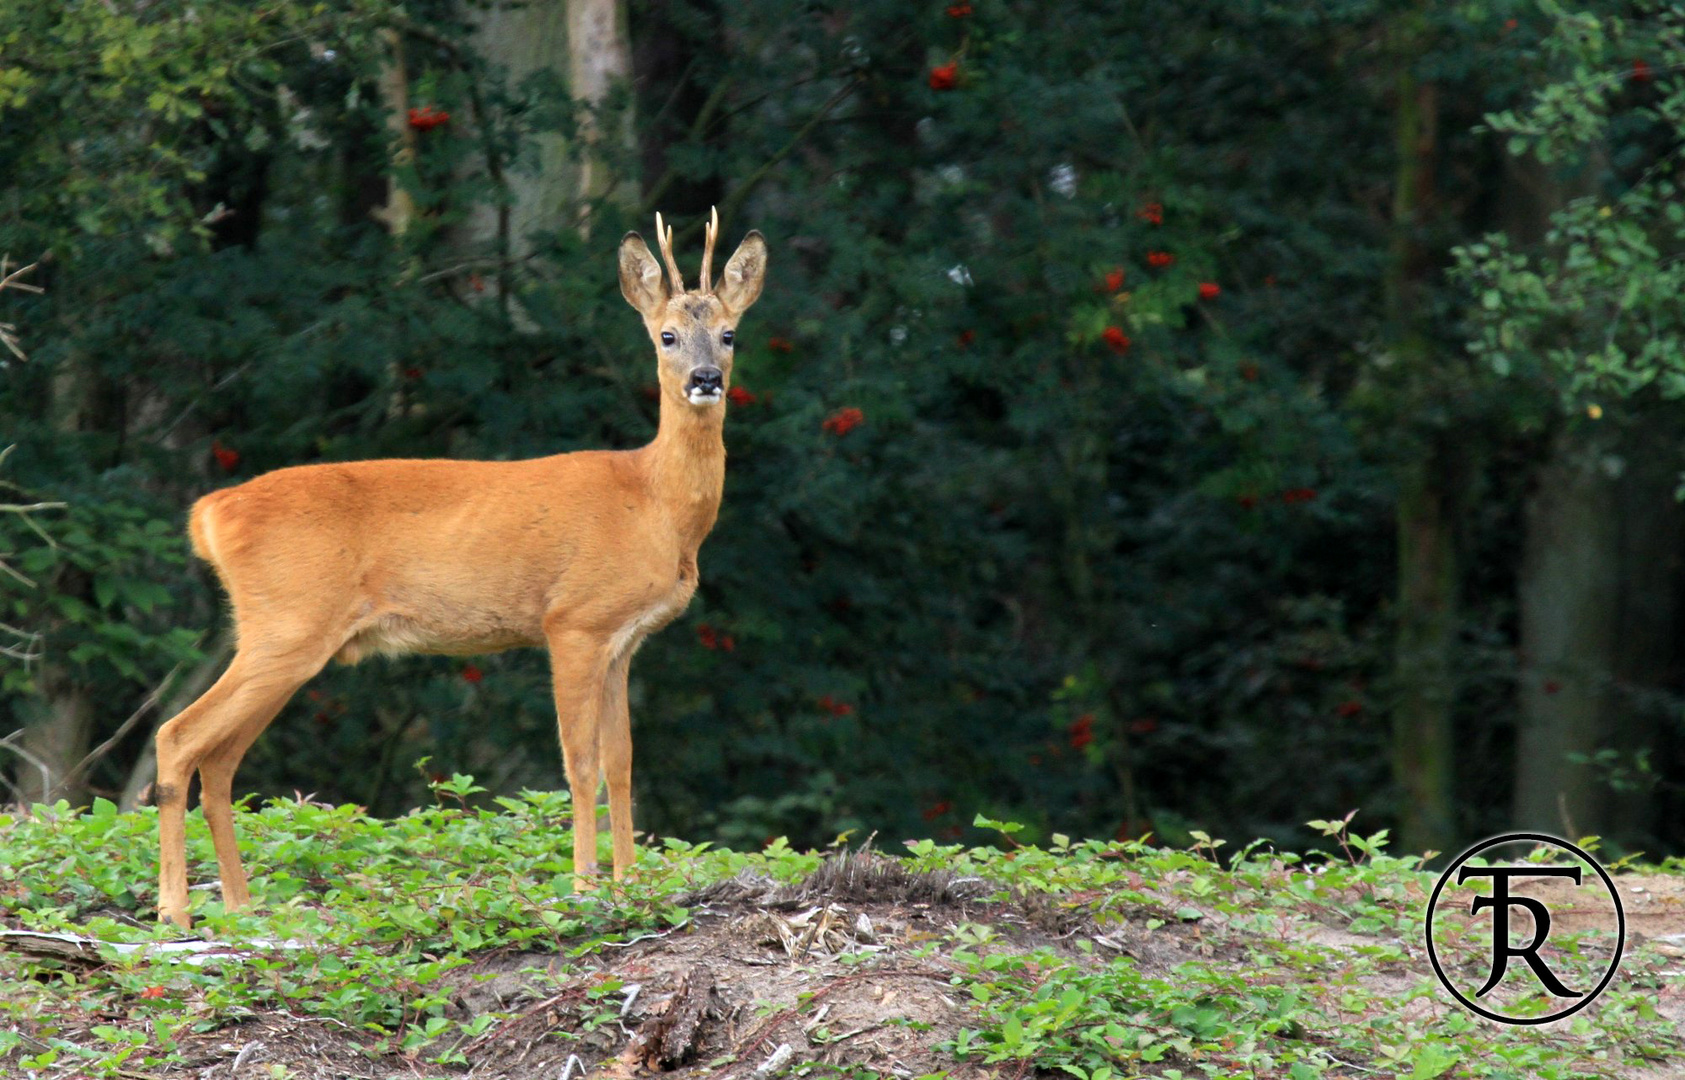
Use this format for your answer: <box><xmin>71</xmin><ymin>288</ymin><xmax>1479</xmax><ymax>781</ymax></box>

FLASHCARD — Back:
<box><xmin>153</xmin><ymin>210</ymin><xmax>765</xmax><ymax>926</ymax></box>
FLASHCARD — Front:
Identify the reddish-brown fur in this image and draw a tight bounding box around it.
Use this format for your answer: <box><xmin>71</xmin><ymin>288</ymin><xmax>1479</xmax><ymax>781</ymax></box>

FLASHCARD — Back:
<box><xmin>153</xmin><ymin>216</ymin><xmax>766</xmax><ymax>927</ymax></box>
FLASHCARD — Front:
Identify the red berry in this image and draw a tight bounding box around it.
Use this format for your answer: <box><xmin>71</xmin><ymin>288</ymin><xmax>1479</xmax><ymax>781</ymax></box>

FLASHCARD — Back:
<box><xmin>822</xmin><ymin>407</ymin><xmax>864</xmax><ymax>436</ymax></box>
<box><xmin>407</xmin><ymin>106</ymin><xmax>451</xmax><ymax>131</ymax></box>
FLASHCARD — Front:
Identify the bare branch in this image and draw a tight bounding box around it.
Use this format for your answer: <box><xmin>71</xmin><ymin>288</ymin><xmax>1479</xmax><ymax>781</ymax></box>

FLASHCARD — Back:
<box><xmin>0</xmin><ymin>641</ymin><xmax>43</xmax><ymax>663</ymax></box>
<box><xmin>0</xmin><ymin>559</ymin><xmax>36</xmax><ymax>589</ymax></box>
<box><xmin>0</xmin><ymin>443</ymin><xmax>66</xmax><ymax>637</ymax></box>
<box><xmin>0</xmin><ymin>257</ymin><xmax>43</xmax><ymax>294</ymax></box>
<box><xmin>50</xmin><ymin>657</ymin><xmax>193</xmax><ymax>801</ymax></box>
<box><xmin>0</xmin><ymin>256</ymin><xmax>43</xmax><ymax>361</ymax></box>
<box><xmin>0</xmin><ymin>729</ymin><xmax>51</xmax><ymax>805</ymax></box>
<box><xmin>0</xmin><ymin>618</ymin><xmax>40</xmax><ymax>637</ymax></box>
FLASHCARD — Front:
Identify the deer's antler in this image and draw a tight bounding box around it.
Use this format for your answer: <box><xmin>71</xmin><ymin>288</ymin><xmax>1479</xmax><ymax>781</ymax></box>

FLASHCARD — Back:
<box><xmin>699</xmin><ymin>206</ymin><xmax>719</xmax><ymax>294</ymax></box>
<box><xmin>653</xmin><ymin>212</ymin><xmax>685</xmax><ymax>295</ymax></box>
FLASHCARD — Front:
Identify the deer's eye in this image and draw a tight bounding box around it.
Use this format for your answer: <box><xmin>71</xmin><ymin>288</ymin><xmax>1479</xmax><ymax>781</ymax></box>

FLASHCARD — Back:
<box><xmin>661</xmin><ymin>331</ymin><xmax>676</xmax><ymax>347</ymax></box>
<box><xmin>722</xmin><ymin>330</ymin><xmax>735</xmax><ymax>347</ymax></box>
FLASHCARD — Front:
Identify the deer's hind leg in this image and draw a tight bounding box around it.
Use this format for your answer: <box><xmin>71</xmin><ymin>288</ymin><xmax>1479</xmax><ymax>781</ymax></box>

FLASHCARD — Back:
<box><xmin>154</xmin><ymin>638</ymin><xmax>333</xmax><ymax>927</ymax></box>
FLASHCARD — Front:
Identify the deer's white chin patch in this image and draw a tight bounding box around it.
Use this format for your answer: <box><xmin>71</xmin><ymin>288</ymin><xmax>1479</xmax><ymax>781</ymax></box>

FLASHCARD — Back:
<box><xmin>687</xmin><ymin>388</ymin><xmax>723</xmax><ymax>406</ymax></box>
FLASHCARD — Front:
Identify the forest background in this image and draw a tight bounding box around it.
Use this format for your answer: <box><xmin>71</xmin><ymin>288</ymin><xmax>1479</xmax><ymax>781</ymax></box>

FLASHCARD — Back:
<box><xmin>5</xmin><ymin>0</ymin><xmax>1685</xmax><ymax>863</ymax></box>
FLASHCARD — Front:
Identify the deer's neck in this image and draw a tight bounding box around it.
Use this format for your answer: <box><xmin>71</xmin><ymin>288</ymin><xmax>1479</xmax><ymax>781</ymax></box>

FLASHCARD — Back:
<box><xmin>645</xmin><ymin>395</ymin><xmax>727</xmax><ymax>551</ymax></box>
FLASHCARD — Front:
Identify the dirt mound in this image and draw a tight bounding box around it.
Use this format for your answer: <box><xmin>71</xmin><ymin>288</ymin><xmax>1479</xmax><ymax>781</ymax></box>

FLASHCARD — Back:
<box><xmin>447</xmin><ymin>851</ymin><xmax>1085</xmax><ymax>1079</ymax></box>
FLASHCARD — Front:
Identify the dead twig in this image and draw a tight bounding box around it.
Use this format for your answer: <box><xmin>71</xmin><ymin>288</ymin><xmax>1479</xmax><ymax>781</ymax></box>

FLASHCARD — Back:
<box><xmin>0</xmin><ymin>729</ymin><xmax>51</xmax><ymax>804</ymax></box>
<box><xmin>0</xmin><ymin>443</ymin><xmax>67</xmax><ymax>595</ymax></box>
<box><xmin>50</xmin><ymin>655</ymin><xmax>194</xmax><ymax>801</ymax></box>
<box><xmin>0</xmin><ymin>255</ymin><xmax>44</xmax><ymax>361</ymax></box>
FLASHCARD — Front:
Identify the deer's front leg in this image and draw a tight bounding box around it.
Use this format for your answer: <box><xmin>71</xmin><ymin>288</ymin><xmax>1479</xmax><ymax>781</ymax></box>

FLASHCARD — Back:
<box><xmin>545</xmin><ymin>625</ymin><xmax>612</xmax><ymax>890</ymax></box>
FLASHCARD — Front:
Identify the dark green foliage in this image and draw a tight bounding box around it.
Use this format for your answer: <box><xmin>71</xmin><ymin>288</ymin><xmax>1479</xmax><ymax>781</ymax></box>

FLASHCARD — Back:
<box><xmin>2</xmin><ymin>0</ymin><xmax>1681</xmax><ymax>856</ymax></box>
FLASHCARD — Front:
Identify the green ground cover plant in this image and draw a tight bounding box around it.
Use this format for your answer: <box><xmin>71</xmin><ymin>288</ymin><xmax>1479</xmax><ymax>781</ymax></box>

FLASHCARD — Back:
<box><xmin>1</xmin><ymin>783</ymin><xmax>1678</xmax><ymax>1079</ymax></box>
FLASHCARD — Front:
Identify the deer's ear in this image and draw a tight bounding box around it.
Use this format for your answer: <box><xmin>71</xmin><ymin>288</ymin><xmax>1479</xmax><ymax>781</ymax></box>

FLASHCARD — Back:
<box><xmin>716</xmin><ymin>230</ymin><xmax>767</xmax><ymax>315</ymax></box>
<box><xmin>619</xmin><ymin>232</ymin><xmax>668</xmax><ymax>316</ymax></box>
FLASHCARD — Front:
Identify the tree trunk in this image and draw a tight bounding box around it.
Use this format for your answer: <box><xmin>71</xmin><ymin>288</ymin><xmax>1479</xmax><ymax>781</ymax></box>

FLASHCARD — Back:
<box><xmin>461</xmin><ymin>0</ymin><xmax>634</xmax><ymax>253</ymax></box>
<box><xmin>10</xmin><ymin>359</ymin><xmax>115</xmax><ymax>806</ymax></box>
<box><xmin>1604</xmin><ymin>430</ymin><xmax>1685</xmax><ymax>841</ymax></box>
<box><xmin>12</xmin><ymin>676</ymin><xmax>93</xmax><ymax>805</ymax></box>
<box><xmin>373</xmin><ymin>28</ymin><xmax>420</xmax><ymax>239</ymax></box>
<box><xmin>1496</xmin><ymin>123</ymin><xmax>1671</xmax><ymax>842</ymax></box>
<box><xmin>1393</xmin><ymin>452</ymin><xmax>1458</xmax><ymax>853</ymax></box>
<box><xmin>463</xmin><ymin>0</ymin><xmax>576</xmax><ymax>255</ymax></box>
<box><xmin>1385</xmin><ymin>44</ymin><xmax>1458</xmax><ymax>856</ymax></box>
<box><xmin>1514</xmin><ymin>421</ymin><xmax>1684</xmax><ymax>840</ymax></box>
<box><xmin>567</xmin><ymin>0</ymin><xmax>636</xmax><ymax>220</ymax></box>
<box><xmin>1513</xmin><ymin>431</ymin><xmax>1620</xmax><ymax>835</ymax></box>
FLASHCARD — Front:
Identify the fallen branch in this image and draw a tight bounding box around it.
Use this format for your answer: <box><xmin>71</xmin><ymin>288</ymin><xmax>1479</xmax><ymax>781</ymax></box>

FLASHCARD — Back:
<box><xmin>0</xmin><ymin>928</ymin><xmax>304</xmax><ymax>967</ymax></box>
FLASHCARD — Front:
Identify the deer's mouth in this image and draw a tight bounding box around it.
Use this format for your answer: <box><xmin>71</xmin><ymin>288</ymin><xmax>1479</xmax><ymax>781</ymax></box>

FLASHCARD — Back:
<box><xmin>684</xmin><ymin>366</ymin><xmax>725</xmax><ymax>406</ymax></box>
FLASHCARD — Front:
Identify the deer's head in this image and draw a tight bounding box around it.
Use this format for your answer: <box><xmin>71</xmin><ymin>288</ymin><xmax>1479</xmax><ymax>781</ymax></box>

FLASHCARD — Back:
<box><xmin>619</xmin><ymin>209</ymin><xmax>767</xmax><ymax>408</ymax></box>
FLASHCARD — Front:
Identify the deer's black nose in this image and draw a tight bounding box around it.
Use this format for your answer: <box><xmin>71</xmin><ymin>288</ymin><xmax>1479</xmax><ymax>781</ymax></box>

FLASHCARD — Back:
<box><xmin>688</xmin><ymin>367</ymin><xmax>724</xmax><ymax>394</ymax></box>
